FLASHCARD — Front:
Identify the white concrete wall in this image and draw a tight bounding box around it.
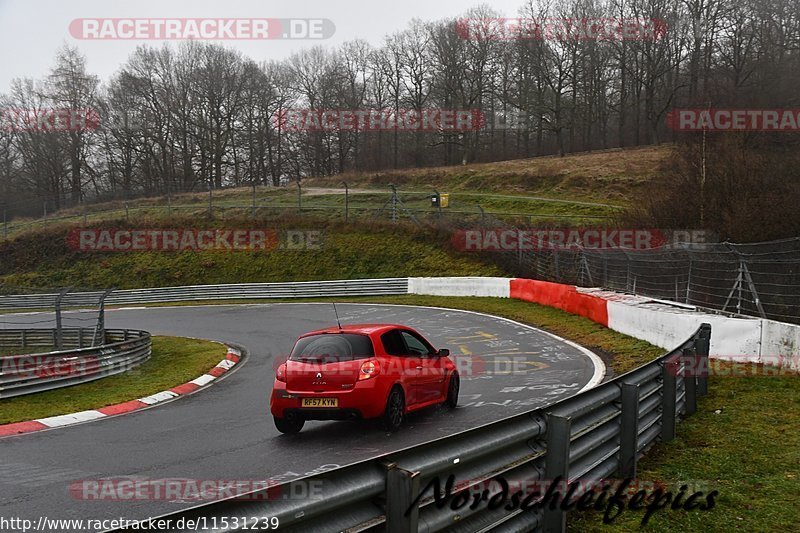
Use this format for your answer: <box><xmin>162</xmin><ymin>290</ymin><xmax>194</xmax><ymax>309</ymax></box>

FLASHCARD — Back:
<box><xmin>607</xmin><ymin>301</ymin><xmax>763</xmax><ymax>360</ymax></box>
<box><xmin>760</xmin><ymin>319</ymin><xmax>800</xmax><ymax>369</ymax></box>
<box><xmin>408</xmin><ymin>277</ymin><xmax>511</xmax><ymax>298</ymax></box>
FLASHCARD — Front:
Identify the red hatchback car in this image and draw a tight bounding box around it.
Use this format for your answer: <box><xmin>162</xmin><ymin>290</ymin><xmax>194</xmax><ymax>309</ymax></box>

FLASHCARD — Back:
<box><xmin>270</xmin><ymin>324</ymin><xmax>459</xmax><ymax>433</ymax></box>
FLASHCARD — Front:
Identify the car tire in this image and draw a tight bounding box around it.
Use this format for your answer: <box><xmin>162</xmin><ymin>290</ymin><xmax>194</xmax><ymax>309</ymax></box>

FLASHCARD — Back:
<box><xmin>274</xmin><ymin>416</ymin><xmax>304</xmax><ymax>434</ymax></box>
<box><xmin>445</xmin><ymin>372</ymin><xmax>459</xmax><ymax>409</ymax></box>
<box><xmin>383</xmin><ymin>386</ymin><xmax>405</xmax><ymax>432</ymax></box>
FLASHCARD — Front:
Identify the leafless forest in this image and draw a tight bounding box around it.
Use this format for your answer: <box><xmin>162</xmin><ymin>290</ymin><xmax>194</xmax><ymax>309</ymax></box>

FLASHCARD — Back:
<box><xmin>1</xmin><ymin>0</ymin><xmax>799</xmax><ymax>219</ymax></box>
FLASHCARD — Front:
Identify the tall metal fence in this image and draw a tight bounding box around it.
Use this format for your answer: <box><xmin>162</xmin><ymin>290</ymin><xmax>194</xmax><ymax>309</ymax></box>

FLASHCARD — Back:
<box><xmin>0</xmin><ymin>185</ymin><xmax>613</xmax><ymax>241</ymax></box>
<box><xmin>111</xmin><ymin>324</ymin><xmax>710</xmax><ymax>533</ymax></box>
<box><xmin>468</xmin><ymin>220</ymin><xmax>800</xmax><ymax>324</ymax></box>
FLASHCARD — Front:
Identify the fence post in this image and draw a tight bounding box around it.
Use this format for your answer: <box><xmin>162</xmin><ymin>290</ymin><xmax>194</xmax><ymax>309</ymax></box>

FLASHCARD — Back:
<box><xmin>625</xmin><ymin>251</ymin><xmax>632</xmax><ymax>292</ymax></box>
<box><xmin>54</xmin><ymin>288</ymin><xmax>70</xmax><ymax>351</ymax></box>
<box><xmin>385</xmin><ymin>463</ymin><xmax>420</xmax><ymax>533</ymax></box>
<box><xmin>740</xmin><ymin>260</ymin><xmax>767</xmax><ymax>318</ymax></box>
<box><xmin>696</xmin><ymin>325</ymin><xmax>711</xmax><ymax>396</ymax></box>
<box><xmin>685</xmin><ymin>256</ymin><xmax>693</xmax><ymax>304</ymax></box>
<box><xmin>543</xmin><ymin>413</ymin><xmax>571</xmax><ymax>533</ymax></box>
<box><xmin>553</xmin><ymin>249</ymin><xmax>560</xmax><ymax>280</ymax></box>
<box><xmin>341</xmin><ymin>181</ymin><xmax>349</xmax><ymax>222</ymax></box>
<box><xmin>43</xmin><ymin>201</ymin><xmax>47</xmax><ymax>228</ymax></box>
<box><xmin>737</xmin><ymin>261</ymin><xmax>743</xmax><ymax>313</ymax></box>
<box><xmin>619</xmin><ymin>383</ymin><xmax>640</xmax><ymax>478</ymax></box>
<box><xmin>682</xmin><ymin>347</ymin><xmax>697</xmax><ymax>416</ymax></box>
<box><xmin>2</xmin><ymin>208</ymin><xmax>7</xmax><ymax>240</ymax></box>
<box><xmin>93</xmin><ymin>289</ymin><xmax>114</xmax><ymax>346</ymax></box>
<box><xmin>661</xmin><ymin>356</ymin><xmax>679</xmax><ymax>441</ymax></box>
<box><xmin>581</xmin><ymin>250</ymin><xmax>594</xmax><ymax>286</ymax></box>
<box><xmin>297</xmin><ymin>180</ymin><xmax>302</xmax><ymax>212</ymax></box>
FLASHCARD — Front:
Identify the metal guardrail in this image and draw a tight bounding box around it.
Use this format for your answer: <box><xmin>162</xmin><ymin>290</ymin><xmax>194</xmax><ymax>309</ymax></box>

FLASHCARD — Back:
<box><xmin>113</xmin><ymin>324</ymin><xmax>711</xmax><ymax>533</ymax></box>
<box><xmin>0</xmin><ymin>328</ymin><xmax>151</xmax><ymax>398</ymax></box>
<box><xmin>0</xmin><ymin>327</ymin><xmax>96</xmax><ymax>350</ymax></box>
<box><xmin>0</xmin><ymin>279</ymin><xmax>410</xmax><ymax>310</ymax></box>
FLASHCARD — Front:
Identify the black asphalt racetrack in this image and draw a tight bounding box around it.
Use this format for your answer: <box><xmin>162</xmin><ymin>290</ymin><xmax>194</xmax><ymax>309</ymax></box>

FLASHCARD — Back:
<box><xmin>0</xmin><ymin>303</ymin><xmax>603</xmax><ymax>531</ymax></box>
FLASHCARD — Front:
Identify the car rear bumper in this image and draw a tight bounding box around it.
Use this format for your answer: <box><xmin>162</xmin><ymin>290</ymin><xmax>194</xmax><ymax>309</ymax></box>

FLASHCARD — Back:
<box><xmin>282</xmin><ymin>408</ymin><xmax>364</xmax><ymax>421</ymax></box>
<box><xmin>270</xmin><ymin>379</ymin><xmax>389</xmax><ymax>420</ymax></box>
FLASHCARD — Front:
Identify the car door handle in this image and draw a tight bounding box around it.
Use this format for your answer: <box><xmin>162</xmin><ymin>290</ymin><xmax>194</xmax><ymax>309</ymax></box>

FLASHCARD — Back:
<box><xmin>415</xmin><ymin>366</ymin><xmax>423</xmax><ymax>370</ymax></box>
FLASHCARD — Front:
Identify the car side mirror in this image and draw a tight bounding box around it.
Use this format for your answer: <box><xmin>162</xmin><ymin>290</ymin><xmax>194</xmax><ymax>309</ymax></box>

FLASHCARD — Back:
<box><xmin>437</xmin><ymin>348</ymin><xmax>450</xmax><ymax>357</ymax></box>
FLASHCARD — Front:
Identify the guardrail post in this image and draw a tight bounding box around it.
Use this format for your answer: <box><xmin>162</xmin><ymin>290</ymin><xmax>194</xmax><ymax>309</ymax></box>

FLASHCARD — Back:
<box><xmin>682</xmin><ymin>347</ymin><xmax>697</xmax><ymax>416</ymax></box>
<box><xmin>543</xmin><ymin>413</ymin><xmax>571</xmax><ymax>533</ymax></box>
<box><xmin>661</xmin><ymin>357</ymin><xmax>679</xmax><ymax>442</ymax></box>
<box><xmin>619</xmin><ymin>383</ymin><xmax>640</xmax><ymax>479</ymax></box>
<box><xmin>696</xmin><ymin>325</ymin><xmax>711</xmax><ymax>396</ymax></box>
<box><xmin>385</xmin><ymin>463</ymin><xmax>420</xmax><ymax>533</ymax></box>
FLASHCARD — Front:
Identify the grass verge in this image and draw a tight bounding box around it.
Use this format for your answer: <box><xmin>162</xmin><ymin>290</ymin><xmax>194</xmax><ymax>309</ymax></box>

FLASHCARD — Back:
<box><xmin>569</xmin><ymin>362</ymin><xmax>800</xmax><ymax>532</ymax></box>
<box><xmin>0</xmin><ymin>336</ymin><xmax>226</xmax><ymax>424</ymax></box>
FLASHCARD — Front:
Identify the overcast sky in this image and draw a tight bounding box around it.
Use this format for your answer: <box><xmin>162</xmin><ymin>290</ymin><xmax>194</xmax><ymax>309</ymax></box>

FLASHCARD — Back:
<box><xmin>0</xmin><ymin>0</ymin><xmax>524</xmax><ymax>91</ymax></box>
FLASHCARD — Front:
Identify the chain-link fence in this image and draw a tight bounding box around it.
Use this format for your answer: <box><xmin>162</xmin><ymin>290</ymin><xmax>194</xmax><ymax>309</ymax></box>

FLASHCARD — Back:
<box><xmin>483</xmin><ymin>234</ymin><xmax>800</xmax><ymax>324</ymax></box>
<box><xmin>0</xmin><ymin>185</ymin><xmax>613</xmax><ymax>241</ymax></box>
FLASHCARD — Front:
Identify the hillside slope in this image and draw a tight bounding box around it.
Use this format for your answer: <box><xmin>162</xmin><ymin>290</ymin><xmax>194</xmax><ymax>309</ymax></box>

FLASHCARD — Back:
<box><xmin>307</xmin><ymin>145</ymin><xmax>671</xmax><ymax>203</ymax></box>
<box><xmin>0</xmin><ymin>220</ymin><xmax>503</xmax><ymax>290</ymax></box>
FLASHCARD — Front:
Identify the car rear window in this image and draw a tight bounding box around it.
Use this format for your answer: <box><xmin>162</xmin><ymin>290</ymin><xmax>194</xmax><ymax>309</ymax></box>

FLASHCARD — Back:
<box><xmin>290</xmin><ymin>333</ymin><xmax>374</xmax><ymax>363</ymax></box>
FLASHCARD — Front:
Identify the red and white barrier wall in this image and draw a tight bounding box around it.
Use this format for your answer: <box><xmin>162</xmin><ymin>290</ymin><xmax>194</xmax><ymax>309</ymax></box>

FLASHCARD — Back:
<box><xmin>409</xmin><ymin>277</ymin><xmax>799</xmax><ymax>364</ymax></box>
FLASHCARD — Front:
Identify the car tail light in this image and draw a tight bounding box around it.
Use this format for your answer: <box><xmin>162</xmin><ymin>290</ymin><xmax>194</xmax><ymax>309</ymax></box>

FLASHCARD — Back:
<box><xmin>276</xmin><ymin>363</ymin><xmax>287</xmax><ymax>383</ymax></box>
<box><xmin>358</xmin><ymin>360</ymin><xmax>380</xmax><ymax>381</ymax></box>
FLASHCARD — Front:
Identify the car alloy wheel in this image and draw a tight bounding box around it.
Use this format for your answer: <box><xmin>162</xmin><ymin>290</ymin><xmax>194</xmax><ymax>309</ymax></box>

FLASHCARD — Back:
<box><xmin>383</xmin><ymin>387</ymin><xmax>405</xmax><ymax>432</ymax></box>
